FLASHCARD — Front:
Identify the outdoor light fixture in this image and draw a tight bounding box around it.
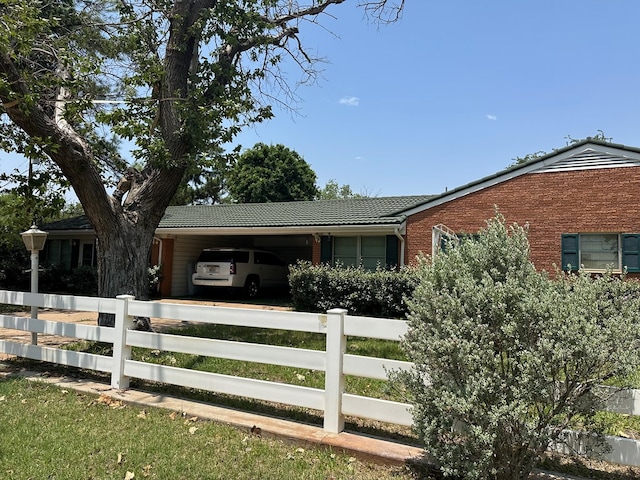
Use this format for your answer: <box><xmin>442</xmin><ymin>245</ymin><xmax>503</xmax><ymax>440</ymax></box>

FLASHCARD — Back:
<box><xmin>21</xmin><ymin>225</ymin><xmax>48</xmax><ymax>252</ymax></box>
<box><xmin>20</xmin><ymin>225</ymin><xmax>48</xmax><ymax>345</ymax></box>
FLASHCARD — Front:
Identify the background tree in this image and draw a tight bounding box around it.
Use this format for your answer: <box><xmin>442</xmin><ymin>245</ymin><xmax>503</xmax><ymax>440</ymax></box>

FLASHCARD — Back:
<box><xmin>510</xmin><ymin>130</ymin><xmax>612</xmax><ymax>166</ymax></box>
<box><xmin>394</xmin><ymin>214</ymin><xmax>640</xmax><ymax>480</ymax></box>
<box><xmin>317</xmin><ymin>179</ymin><xmax>365</xmax><ymax>200</ymax></box>
<box><xmin>169</xmin><ymin>148</ymin><xmax>231</xmax><ymax>206</ymax></box>
<box><xmin>0</xmin><ymin>0</ymin><xmax>403</xmax><ymax>325</ymax></box>
<box><xmin>228</xmin><ymin>143</ymin><xmax>318</xmax><ymax>203</ymax></box>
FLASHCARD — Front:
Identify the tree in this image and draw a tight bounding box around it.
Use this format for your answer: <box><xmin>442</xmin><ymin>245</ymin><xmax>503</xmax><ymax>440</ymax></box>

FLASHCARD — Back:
<box><xmin>394</xmin><ymin>214</ymin><xmax>640</xmax><ymax>480</ymax></box>
<box><xmin>317</xmin><ymin>179</ymin><xmax>365</xmax><ymax>200</ymax></box>
<box><xmin>169</xmin><ymin>147</ymin><xmax>231</xmax><ymax>206</ymax></box>
<box><xmin>228</xmin><ymin>143</ymin><xmax>318</xmax><ymax>203</ymax></box>
<box><xmin>0</xmin><ymin>0</ymin><xmax>403</xmax><ymax>326</ymax></box>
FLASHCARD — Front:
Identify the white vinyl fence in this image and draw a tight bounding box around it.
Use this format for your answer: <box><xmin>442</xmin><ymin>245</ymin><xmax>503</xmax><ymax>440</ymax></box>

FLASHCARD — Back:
<box><xmin>0</xmin><ymin>290</ymin><xmax>413</xmax><ymax>434</ymax></box>
<box><xmin>1</xmin><ymin>289</ymin><xmax>640</xmax><ymax>467</ymax></box>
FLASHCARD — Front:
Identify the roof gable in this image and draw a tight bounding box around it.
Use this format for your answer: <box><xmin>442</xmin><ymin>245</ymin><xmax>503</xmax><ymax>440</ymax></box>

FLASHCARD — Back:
<box><xmin>399</xmin><ymin>139</ymin><xmax>640</xmax><ymax>217</ymax></box>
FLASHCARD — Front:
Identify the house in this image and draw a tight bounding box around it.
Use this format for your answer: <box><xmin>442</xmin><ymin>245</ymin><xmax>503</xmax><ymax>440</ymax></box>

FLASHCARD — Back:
<box><xmin>43</xmin><ymin>139</ymin><xmax>640</xmax><ymax>297</ymax></box>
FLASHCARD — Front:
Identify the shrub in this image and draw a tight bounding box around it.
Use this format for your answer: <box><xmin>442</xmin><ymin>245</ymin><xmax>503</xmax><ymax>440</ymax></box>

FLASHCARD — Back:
<box><xmin>40</xmin><ymin>264</ymin><xmax>98</xmax><ymax>295</ymax></box>
<box><xmin>288</xmin><ymin>261</ymin><xmax>418</xmax><ymax>318</ymax></box>
<box><xmin>0</xmin><ymin>244</ymin><xmax>29</xmax><ymax>290</ymax></box>
<box><xmin>393</xmin><ymin>214</ymin><xmax>640</xmax><ymax>480</ymax></box>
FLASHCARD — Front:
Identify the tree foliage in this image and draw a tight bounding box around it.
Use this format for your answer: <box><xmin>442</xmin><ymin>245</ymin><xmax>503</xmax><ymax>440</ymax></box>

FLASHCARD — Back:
<box><xmin>395</xmin><ymin>214</ymin><xmax>640</xmax><ymax>480</ymax></box>
<box><xmin>317</xmin><ymin>179</ymin><xmax>365</xmax><ymax>200</ymax></box>
<box><xmin>510</xmin><ymin>130</ymin><xmax>612</xmax><ymax>167</ymax></box>
<box><xmin>228</xmin><ymin>143</ymin><xmax>317</xmax><ymax>203</ymax></box>
<box><xmin>0</xmin><ymin>0</ymin><xmax>403</xmax><ymax>323</ymax></box>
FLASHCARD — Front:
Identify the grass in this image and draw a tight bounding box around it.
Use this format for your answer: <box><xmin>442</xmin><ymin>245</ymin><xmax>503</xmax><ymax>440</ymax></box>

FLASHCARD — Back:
<box><xmin>0</xmin><ymin>377</ymin><xmax>424</xmax><ymax>480</ymax></box>
<box><xmin>61</xmin><ymin>322</ymin><xmax>416</xmax><ymax>442</ymax></box>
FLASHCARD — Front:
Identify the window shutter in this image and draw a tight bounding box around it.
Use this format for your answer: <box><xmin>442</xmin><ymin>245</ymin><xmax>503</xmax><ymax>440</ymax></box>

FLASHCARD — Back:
<box><xmin>385</xmin><ymin>235</ymin><xmax>399</xmax><ymax>269</ymax></box>
<box><xmin>320</xmin><ymin>236</ymin><xmax>333</xmax><ymax>264</ymax></box>
<box><xmin>561</xmin><ymin>234</ymin><xmax>579</xmax><ymax>271</ymax></box>
<box><xmin>622</xmin><ymin>234</ymin><xmax>640</xmax><ymax>273</ymax></box>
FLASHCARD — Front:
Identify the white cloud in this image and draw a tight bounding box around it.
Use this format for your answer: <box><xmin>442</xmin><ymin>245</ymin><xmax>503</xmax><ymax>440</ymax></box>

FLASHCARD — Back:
<box><xmin>339</xmin><ymin>96</ymin><xmax>360</xmax><ymax>107</ymax></box>
<box><xmin>486</xmin><ymin>114</ymin><xmax>497</xmax><ymax>121</ymax></box>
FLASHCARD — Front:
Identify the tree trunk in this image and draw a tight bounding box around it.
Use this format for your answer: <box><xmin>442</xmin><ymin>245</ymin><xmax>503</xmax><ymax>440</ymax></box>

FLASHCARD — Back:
<box><xmin>95</xmin><ymin>220</ymin><xmax>157</xmax><ymax>327</ymax></box>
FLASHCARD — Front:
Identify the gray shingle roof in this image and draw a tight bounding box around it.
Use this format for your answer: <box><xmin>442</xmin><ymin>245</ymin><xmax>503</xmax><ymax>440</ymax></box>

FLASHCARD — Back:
<box><xmin>43</xmin><ymin>195</ymin><xmax>434</xmax><ymax>231</ymax></box>
<box><xmin>160</xmin><ymin>196</ymin><xmax>434</xmax><ymax>228</ymax></box>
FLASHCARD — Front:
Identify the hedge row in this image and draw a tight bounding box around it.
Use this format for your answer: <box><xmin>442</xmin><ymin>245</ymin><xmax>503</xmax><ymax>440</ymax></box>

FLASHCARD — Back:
<box><xmin>288</xmin><ymin>261</ymin><xmax>419</xmax><ymax>319</ymax></box>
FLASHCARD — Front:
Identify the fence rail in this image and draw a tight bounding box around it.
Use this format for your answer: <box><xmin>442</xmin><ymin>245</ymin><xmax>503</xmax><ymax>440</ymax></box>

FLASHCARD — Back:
<box><xmin>0</xmin><ymin>290</ymin><xmax>414</xmax><ymax>434</ymax></box>
<box><xmin>1</xmin><ymin>289</ymin><xmax>639</xmax><ymax>467</ymax></box>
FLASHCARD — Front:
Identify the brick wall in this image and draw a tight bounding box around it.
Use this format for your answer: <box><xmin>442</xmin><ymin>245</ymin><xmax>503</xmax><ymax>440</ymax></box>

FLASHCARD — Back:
<box><xmin>405</xmin><ymin>167</ymin><xmax>640</xmax><ymax>273</ymax></box>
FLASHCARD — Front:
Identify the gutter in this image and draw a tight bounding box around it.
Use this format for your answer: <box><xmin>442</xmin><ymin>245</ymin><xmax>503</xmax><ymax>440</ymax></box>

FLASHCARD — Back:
<box><xmin>394</xmin><ymin>226</ymin><xmax>405</xmax><ymax>267</ymax></box>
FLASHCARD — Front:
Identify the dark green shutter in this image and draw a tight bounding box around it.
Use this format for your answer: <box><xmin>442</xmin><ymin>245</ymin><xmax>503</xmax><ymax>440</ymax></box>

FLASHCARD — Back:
<box><xmin>561</xmin><ymin>234</ymin><xmax>579</xmax><ymax>271</ymax></box>
<box><xmin>385</xmin><ymin>235</ymin><xmax>399</xmax><ymax>269</ymax></box>
<box><xmin>622</xmin><ymin>234</ymin><xmax>640</xmax><ymax>273</ymax></box>
<box><xmin>320</xmin><ymin>236</ymin><xmax>333</xmax><ymax>264</ymax></box>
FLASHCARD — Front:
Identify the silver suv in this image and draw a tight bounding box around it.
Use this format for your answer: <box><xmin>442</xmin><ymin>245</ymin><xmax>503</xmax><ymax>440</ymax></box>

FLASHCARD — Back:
<box><xmin>192</xmin><ymin>248</ymin><xmax>289</xmax><ymax>297</ymax></box>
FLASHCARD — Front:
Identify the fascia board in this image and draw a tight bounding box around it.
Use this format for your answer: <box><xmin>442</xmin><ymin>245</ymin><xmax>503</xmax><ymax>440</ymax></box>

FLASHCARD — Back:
<box><xmin>155</xmin><ymin>223</ymin><xmax>404</xmax><ymax>236</ymax></box>
<box><xmin>43</xmin><ymin>229</ymin><xmax>96</xmax><ymax>237</ymax></box>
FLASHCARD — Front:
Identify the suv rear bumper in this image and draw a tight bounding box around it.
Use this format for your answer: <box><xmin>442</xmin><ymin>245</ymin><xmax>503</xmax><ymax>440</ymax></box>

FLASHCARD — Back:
<box><xmin>192</xmin><ymin>275</ymin><xmax>241</xmax><ymax>287</ymax></box>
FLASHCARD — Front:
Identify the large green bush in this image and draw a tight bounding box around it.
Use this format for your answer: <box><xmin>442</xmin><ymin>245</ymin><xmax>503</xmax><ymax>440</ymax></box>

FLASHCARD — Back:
<box><xmin>288</xmin><ymin>261</ymin><xmax>418</xmax><ymax>318</ymax></box>
<box><xmin>394</xmin><ymin>214</ymin><xmax>640</xmax><ymax>480</ymax></box>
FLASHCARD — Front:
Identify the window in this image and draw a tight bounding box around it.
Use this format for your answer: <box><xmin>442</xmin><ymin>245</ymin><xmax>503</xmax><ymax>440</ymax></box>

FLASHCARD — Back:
<box><xmin>331</xmin><ymin>236</ymin><xmax>389</xmax><ymax>270</ymax></box>
<box><xmin>79</xmin><ymin>241</ymin><xmax>97</xmax><ymax>267</ymax></box>
<box><xmin>360</xmin><ymin>236</ymin><xmax>386</xmax><ymax>270</ymax></box>
<box><xmin>334</xmin><ymin>237</ymin><xmax>358</xmax><ymax>267</ymax></box>
<box><xmin>43</xmin><ymin>239</ymin><xmax>72</xmax><ymax>270</ymax></box>
<box><xmin>561</xmin><ymin>233</ymin><xmax>640</xmax><ymax>272</ymax></box>
<box><xmin>320</xmin><ymin>235</ymin><xmax>399</xmax><ymax>269</ymax></box>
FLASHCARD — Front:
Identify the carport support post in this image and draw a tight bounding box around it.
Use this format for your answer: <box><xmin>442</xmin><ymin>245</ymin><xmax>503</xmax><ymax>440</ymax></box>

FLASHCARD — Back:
<box><xmin>324</xmin><ymin>308</ymin><xmax>347</xmax><ymax>433</ymax></box>
<box><xmin>111</xmin><ymin>295</ymin><xmax>135</xmax><ymax>390</ymax></box>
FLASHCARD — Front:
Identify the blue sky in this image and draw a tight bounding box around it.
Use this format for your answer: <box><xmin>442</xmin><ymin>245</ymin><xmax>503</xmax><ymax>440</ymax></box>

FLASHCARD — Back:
<box><xmin>3</xmin><ymin>1</ymin><xmax>640</xmax><ymax>199</ymax></box>
<box><xmin>235</xmin><ymin>0</ymin><xmax>640</xmax><ymax>196</ymax></box>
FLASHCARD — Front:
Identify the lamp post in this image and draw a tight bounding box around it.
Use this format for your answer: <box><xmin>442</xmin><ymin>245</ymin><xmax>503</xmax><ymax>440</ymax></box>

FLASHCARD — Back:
<box><xmin>21</xmin><ymin>225</ymin><xmax>48</xmax><ymax>345</ymax></box>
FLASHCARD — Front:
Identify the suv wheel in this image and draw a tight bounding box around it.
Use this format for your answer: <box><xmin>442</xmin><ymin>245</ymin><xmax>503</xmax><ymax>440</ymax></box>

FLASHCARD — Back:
<box><xmin>245</xmin><ymin>276</ymin><xmax>260</xmax><ymax>298</ymax></box>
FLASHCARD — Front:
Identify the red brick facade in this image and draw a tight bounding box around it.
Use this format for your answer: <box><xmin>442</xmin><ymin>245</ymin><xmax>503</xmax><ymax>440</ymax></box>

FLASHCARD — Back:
<box><xmin>405</xmin><ymin>166</ymin><xmax>640</xmax><ymax>273</ymax></box>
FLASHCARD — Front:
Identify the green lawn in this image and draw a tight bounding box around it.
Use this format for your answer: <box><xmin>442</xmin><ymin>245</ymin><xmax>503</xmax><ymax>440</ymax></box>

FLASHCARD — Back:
<box><xmin>0</xmin><ymin>377</ymin><xmax>422</xmax><ymax>480</ymax></box>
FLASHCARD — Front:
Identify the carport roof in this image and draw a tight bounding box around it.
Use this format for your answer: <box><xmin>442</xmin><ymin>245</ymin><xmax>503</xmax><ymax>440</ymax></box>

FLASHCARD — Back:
<box><xmin>160</xmin><ymin>195</ymin><xmax>433</xmax><ymax>228</ymax></box>
<box><xmin>43</xmin><ymin>195</ymin><xmax>434</xmax><ymax>231</ymax></box>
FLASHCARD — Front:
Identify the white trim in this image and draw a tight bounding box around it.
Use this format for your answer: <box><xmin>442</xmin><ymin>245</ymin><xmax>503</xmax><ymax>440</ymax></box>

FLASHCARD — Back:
<box><xmin>155</xmin><ymin>223</ymin><xmax>405</xmax><ymax>236</ymax></box>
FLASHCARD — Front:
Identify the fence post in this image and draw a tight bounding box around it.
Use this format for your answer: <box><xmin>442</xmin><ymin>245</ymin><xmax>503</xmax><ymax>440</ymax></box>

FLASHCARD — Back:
<box><xmin>324</xmin><ymin>308</ymin><xmax>347</xmax><ymax>433</ymax></box>
<box><xmin>111</xmin><ymin>294</ymin><xmax>135</xmax><ymax>389</ymax></box>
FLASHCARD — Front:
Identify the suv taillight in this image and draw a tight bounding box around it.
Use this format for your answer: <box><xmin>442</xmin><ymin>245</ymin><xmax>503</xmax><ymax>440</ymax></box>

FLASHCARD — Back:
<box><xmin>230</xmin><ymin>259</ymin><xmax>236</xmax><ymax>275</ymax></box>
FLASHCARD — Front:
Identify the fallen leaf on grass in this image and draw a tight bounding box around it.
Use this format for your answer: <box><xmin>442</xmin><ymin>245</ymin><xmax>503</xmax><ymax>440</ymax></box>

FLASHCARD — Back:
<box><xmin>124</xmin><ymin>471</ymin><xmax>135</xmax><ymax>480</ymax></box>
<box><xmin>142</xmin><ymin>465</ymin><xmax>153</xmax><ymax>477</ymax></box>
<box><xmin>117</xmin><ymin>453</ymin><xmax>124</xmax><ymax>465</ymax></box>
<box><xmin>97</xmin><ymin>394</ymin><xmax>124</xmax><ymax>409</ymax></box>
<box><xmin>0</xmin><ymin>396</ymin><xmax>5</xmax><ymax>402</ymax></box>
<box><xmin>169</xmin><ymin>411</ymin><xmax>178</xmax><ymax>420</ymax></box>
<box><xmin>188</xmin><ymin>426</ymin><xmax>198</xmax><ymax>435</ymax></box>
<box><xmin>137</xmin><ymin>410</ymin><xmax>147</xmax><ymax>419</ymax></box>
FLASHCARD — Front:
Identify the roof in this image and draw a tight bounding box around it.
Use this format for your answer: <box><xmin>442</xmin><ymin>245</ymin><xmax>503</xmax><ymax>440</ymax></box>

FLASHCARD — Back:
<box><xmin>43</xmin><ymin>195</ymin><xmax>434</xmax><ymax>232</ymax></box>
<box><xmin>402</xmin><ymin>139</ymin><xmax>640</xmax><ymax>216</ymax></box>
<box><xmin>45</xmin><ymin>139</ymin><xmax>640</xmax><ymax>234</ymax></box>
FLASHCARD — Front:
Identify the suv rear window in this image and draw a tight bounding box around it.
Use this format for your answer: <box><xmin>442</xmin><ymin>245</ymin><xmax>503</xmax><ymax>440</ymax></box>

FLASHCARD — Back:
<box><xmin>197</xmin><ymin>251</ymin><xmax>250</xmax><ymax>263</ymax></box>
